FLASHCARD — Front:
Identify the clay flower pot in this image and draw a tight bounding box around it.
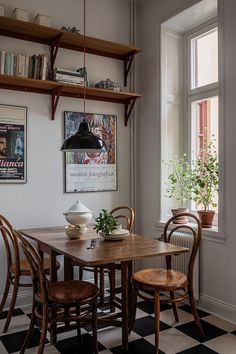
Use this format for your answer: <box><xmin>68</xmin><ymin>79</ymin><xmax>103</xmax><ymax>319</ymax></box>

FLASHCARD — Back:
<box><xmin>197</xmin><ymin>210</ymin><xmax>215</xmax><ymax>228</ymax></box>
<box><xmin>171</xmin><ymin>208</ymin><xmax>189</xmax><ymax>224</ymax></box>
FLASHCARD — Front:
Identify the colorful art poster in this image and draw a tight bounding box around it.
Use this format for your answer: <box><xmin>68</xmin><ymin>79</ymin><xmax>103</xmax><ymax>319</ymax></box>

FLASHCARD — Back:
<box><xmin>0</xmin><ymin>105</ymin><xmax>27</xmax><ymax>183</ymax></box>
<box><xmin>64</xmin><ymin>111</ymin><xmax>117</xmax><ymax>192</ymax></box>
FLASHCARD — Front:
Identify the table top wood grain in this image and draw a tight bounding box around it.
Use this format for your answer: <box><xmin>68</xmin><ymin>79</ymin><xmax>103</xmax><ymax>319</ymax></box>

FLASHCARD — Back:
<box><xmin>20</xmin><ymin>226</ymin><xmax>189</xmax><ymax>266</ymax></box>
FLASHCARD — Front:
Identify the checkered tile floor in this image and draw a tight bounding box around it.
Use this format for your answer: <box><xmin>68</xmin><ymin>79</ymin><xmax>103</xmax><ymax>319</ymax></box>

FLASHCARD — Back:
<box><xmin>1</xmin><ymin>291</ymin><xmax>236</xmax><ymax>354</ymax></box>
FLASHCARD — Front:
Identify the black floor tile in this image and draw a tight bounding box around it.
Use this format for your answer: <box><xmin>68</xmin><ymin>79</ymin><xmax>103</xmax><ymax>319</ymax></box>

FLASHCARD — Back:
<box><xmin>178</xmin><ymin>304</ymin><xmax>209</xmax><ymax>318</ymax></box>
<box><xmin>55</xmin><ymin>332</ymin><xmax>106</xmax><ymax>353</ymax></box>
<box><xmin>0</xmin><ymin>308</ymin><xmax>24</xmax><ymax>320</ymax></box>
<box><xmin>110</xmin><ymin>338</ymin><xmax>165</xmax><ymax>354</ymax></box>
<box><xmin>0</xmin><ymin>328</ymin><xmax>44</xmax><ymax>353</ymax></box>
<box><xmin>176</xmin><ymin>319</ymin><xmax>227</xmax><ymax>342</ymax></box>
<box><xmin>132</xmin><ymin>316</ymin><xmax>171</xmax><ymax>336</ymax></box>
<box><xmin>177</xmin><ymin>343</ymin><xmax>219</xmax><ymax>353</ymax></box>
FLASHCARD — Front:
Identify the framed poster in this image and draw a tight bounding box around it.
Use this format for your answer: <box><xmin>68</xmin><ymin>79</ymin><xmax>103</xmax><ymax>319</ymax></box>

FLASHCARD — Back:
<box><xmin>0</xmin><ymin>104</ymin><xmax>27</xmax><ymax>183</ymax></box>
<box><xmin>64</xmin><ymin>111</ymin><xmax>117</xmax><ymax>192</ymax></box>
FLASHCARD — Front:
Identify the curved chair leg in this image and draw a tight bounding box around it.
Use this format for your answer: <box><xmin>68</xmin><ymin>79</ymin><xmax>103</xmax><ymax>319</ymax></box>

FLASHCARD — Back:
<box><xmin>188</xmin><ymin>284</ymin><xmax>205</xmax><ymax>337</ymax></box>
<box><xmin>91</xmin><ymin>300</ymin><xmax>98</xmax><ymax>354</ymax></box>
<box><xmin>20</xmin><ymin>297</ymin><xmax>36</xmax><ymax>354</ymax></box>
<box><xmin>75</xmin><ymin>303</ymin><xmax>81</xmax><ymax>346</ymax></box>
<box><xmin>38</xmin><ymin>304</ymin><xmax>49</xmax><ymax>354</ymax></box>
<box><xmin>99</xmin><ymin>267</ymin><xmax>105</xmax><ymax>306</ymax></box>
<box><xmin>169</xmin><ymin>291</ymin><xmax>179</xmax><ymax>322</ymax></box>
<box><xmin>0</xmin><ymin>276</ymin><xmax>10</xmax><ymax>313</ymax></box>
<box><xmin>154</xmin><ymin>291</ymin><xmax>160</xmax><ymax>354</ymax></box>
<box><xmin>3</xmin><ymin>277</ymin><xmax>19</xmax><ymax>333</ymax></box>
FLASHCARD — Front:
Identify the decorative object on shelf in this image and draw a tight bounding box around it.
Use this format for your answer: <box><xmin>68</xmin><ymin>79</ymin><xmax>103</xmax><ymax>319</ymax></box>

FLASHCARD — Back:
<box><xmin>163</xmin><ymin>154</ymin><xmax>192</xmax><ymax>224</ymax></box>
<box><xmin>95</xmin><ymin>78</ymin><xmax>121</xmax><ymax>91</ymax></box>
<box><xmin>64</xmin><ymin>200</ymin><xmax>92</xmax><ymax>238</ymax></box>
<box><xmin>34</xmin><ymin>14</ymin><xmax>50</xmax><ymax>27</ymax></box>
<box><xmin>191</xmin><ymin>138</ymin><xmax>218</xmax><ymax>228</ymax></box>
<box><xmin>61</xmin><ymin>26</ymin><xmax>80</xmax><ymax>34</ymax></box>
<box><xmin>0</xmin><ymin>4</ymin><xmax>5</xmax><ymax>16</ymax></box>
<box><xmin>61</xmin><ymin>0</ymin><xmax>108</xmax><ymax>153</ymax></box>
<box><xmin>63</xmin><ymin>111</ymin><xmax>117</xmax><ymax>193</ymax></box>
<box><xmin>12</xmin><ymin>8</ymin><xmax>29</xmax><ymax>22</ymax></box>
<box><xmin>0</xmin><ymin>104</ymin><xmax>27</xmax><ymax>183</ymax></box>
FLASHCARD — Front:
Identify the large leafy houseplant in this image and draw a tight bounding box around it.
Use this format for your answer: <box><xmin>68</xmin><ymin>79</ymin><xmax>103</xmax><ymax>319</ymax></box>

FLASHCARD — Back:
<box><xmin>191</xmin><ymin>139</ymin><xmax>218</xmax><ymax>227</ymax></box>
<box><xmin>94</xmin><ymin>209</ymin><xmax>118</xmax><ymax>236</ymax></box>
<box><xmin>164</xmin><ymin>154</ymin><xmax>192</xmax><ymax>223</ymax></box>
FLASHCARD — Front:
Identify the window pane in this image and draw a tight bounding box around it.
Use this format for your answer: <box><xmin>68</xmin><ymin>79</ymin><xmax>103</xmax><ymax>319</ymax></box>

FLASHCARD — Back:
<box><xmin>191</xmin><ymin>28</ymin><xmax>218</xmax><ymax>89</ymax></box>
<box><xmin>191</xmin><ymin>96</ymin><xmax>218</xmax><ymax>213</ymax></box>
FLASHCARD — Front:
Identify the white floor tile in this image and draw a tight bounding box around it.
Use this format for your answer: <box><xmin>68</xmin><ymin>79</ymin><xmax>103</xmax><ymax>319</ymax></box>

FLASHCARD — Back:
<box><xmin>97</xmin><ymin>327</ymin><xmax>140</xmax><ymax>348</ymax></box>
<box><xmin>0</xmin><ymin>315</ymin><xmax>30</xmax><ymax>336</ymax></box>
<box><xmin>13</xmin><ymin>343</ymin><xmax>60</xmax><ymax>354</ymax></box>
<box><xmin>203</xmin><ymin>315</ymin><xmax>236</xmax><ymax>332</ymax></box>
<box><xmin>145</xmin><ymin>327</ymin><xmax>199</xmax><ymax>354</ymax></box>
<box><xmin>0</xmin><ymin>341</ymin><xmax>8</xmax><ymax>354</ymax></box>
<box><xmin>205</xmin><ymin>333</ymin><xmax>236</xmax><ymax>354</ymax></box>
<box><xmin>160</xmin><ymin>308</ymin><xmax>195</xmax><ymax>327</ymax></box>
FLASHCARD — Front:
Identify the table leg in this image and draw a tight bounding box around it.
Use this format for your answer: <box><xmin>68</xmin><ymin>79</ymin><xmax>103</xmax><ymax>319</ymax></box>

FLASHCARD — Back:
<box><xmin>121</xmin><ymin>260</ymin><xmax>132</xmax><ymax>352</ymax></box>
<box><xmin>49</xmin><ymin>249</ymin><xmax>57</xmax><ymax>344</ymax></box>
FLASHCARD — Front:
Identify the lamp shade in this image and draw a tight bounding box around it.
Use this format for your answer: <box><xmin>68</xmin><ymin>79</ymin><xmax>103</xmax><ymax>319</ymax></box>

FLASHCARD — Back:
<box><xmin>61</xmin><ymin>119</ymin><xmax>107</xmax><ymax>152</ymax></box>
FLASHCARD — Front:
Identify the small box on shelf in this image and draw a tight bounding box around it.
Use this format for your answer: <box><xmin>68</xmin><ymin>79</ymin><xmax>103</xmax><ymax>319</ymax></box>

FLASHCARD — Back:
<box><xmin>12</xmin><ymin>8</ymin><xmax>29</xmax><ymax>22</ymax></box>
<box><xmin>0</xmin><ymin>4</ymin><xmax>4</xmax><ymax>16</ymax></box>
<box><xmin>35</xmin><ymin>14</ymin><xmax>50</xmax><ymax>27</ymax></box>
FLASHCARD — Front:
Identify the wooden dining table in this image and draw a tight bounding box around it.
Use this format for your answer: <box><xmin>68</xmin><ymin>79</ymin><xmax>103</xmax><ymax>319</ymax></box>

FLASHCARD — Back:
<box><xmin>20</xmin><ymin>225</ymin><xmax>189</xmax><ymax>352</ymax></box>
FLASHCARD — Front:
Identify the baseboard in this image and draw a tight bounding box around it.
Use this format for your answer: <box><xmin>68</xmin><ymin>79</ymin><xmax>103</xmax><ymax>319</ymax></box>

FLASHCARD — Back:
<box><xmin>198</xmin><ymin>293</ymin><xmax>236</xmax><ymax>324</ymax></box>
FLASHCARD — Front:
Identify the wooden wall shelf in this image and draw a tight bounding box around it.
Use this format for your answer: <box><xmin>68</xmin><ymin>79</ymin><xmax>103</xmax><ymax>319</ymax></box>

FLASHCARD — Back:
<box><xmin>0</xmin><ymin>16</ymin><xmax>141</xmax><ymax>124</ymax></box>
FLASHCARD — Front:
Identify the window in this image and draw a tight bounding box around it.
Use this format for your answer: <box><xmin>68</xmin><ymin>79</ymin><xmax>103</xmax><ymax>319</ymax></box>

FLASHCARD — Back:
<box><xmin>160</xmin><ymin>2</ymin><xmax>220</xmax><ymax>232</ymax></box>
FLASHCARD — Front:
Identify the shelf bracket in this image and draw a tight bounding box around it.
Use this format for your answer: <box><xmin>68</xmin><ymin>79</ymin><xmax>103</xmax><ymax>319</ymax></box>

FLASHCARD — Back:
<box><xmin>125</xmin><ymin>98</ymin><xmax>136</xmax><ymax>126</ymax></box>
<box><xmin>124</xmin><ymin>54</ymin><xmax>134</xmax><ymax>87</ymax></box>
<box><xmin>51</xmin><ymin>88</ymin><xmax>61</xmax><ymax>120</ymax></box>
<box><xmin>50</xmin><ymin>33</ymin><xmax>64</xmax><ymax>71</ymax></box>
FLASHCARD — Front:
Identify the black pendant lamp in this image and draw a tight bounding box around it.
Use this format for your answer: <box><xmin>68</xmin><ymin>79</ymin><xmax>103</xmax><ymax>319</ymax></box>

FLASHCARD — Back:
<box><xmin>61</xmin><ymin>118</ymin><xmax>107</xmax><ymax>152</ymax></box>
<box><xmin>61</xmin><ymin>0</ymin><xmax>107</xmax><ymax>153</ymax></box>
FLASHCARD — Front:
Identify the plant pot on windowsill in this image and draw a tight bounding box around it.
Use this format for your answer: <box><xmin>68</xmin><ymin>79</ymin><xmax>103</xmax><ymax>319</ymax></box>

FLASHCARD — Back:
<box><xmin>171</xmin><ymin>208</ymin><xmax>189</xmax><ymax>224</ymax></box>
<box><xmin>197</xmin><ymin>210</ymin><xmax>215</xmax><ymax>228</ymax></box>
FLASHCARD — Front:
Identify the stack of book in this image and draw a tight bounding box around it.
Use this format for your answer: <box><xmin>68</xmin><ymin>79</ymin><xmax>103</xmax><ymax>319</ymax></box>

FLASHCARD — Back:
<box><xmin>53</xmin><ymin>68</ymin><xmax>85</xmax><ymax>86</ymax></box>
<box><xmin>0</xmin><ymin>51</ymin><xmax>49</xmax><ymax>80</ymax></box>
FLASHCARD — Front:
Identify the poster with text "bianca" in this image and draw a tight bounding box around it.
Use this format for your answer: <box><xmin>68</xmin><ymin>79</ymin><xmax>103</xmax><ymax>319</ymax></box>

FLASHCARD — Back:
<box><xmin>64</xmin><ymin>111</ymin><xmax>117</xmax><ymax>192</ymax></box>
<box><xmin>0</xmin><ymin>104</ymin><xmax>27</xmax><ymax>183</ymax></box>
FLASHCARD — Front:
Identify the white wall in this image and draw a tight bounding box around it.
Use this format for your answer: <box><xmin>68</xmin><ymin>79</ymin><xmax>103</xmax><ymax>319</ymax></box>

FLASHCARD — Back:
<box><xmin>137</xmin><ymin>0</ymin><xmax>236</xmax><ymax>323</ymax></box>
<box><xmin>0</xmin><ymin>0</ymin><xmax>133</xmax><ymax>306</ymax></box>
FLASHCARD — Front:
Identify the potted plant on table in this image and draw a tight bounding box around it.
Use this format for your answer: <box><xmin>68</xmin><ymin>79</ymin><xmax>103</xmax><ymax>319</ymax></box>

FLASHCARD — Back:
<box><xmin>164</xmin><ymin>154</ymin><xmax>192</xmax><ymax>224</ymax></box>
<box><xmin>191</xmin><ymin>139</ymin><xmax>218</xmax><ymax>228</ymax></box>
<box><xmin>94</xmin><ymin>209</ymin><xmax>118</xmax><ymax>236</ymax></box>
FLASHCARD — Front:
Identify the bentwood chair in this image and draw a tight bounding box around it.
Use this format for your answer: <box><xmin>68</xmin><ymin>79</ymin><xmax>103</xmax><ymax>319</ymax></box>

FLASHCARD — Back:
<box><xmin>15</xmin><ymin>230</ymin><xmax>99</xmax><ymax>354</ymax></box>
<box><xmin>0</xmin><ymin>215</ymin><xmax>60</xmax><ymax>333</ymax></box>
<box><xmin>77</xmin><ymin>206</ymin><xmax>134</xmax><ymax>308</ymax></box>
<box><xmin>131</xmin><ymin>213</ymin><xmax>204</xmax><ymax>354</ymax></box>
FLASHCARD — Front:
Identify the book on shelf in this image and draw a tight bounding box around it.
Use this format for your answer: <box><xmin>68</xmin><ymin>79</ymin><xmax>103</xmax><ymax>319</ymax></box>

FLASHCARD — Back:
<box><xmin>54</xmin><ymin>67</ymin><xmax>85</xmax><ymax>77</ymax></box>
<box><xmin>0</xmin><ymin>50</ymin><xmax>5</xmax><ymax>75</ymax></box>
<box><xmin>53</xmin><ymin>72</ymin><xmax>85</xmax><ymax>83</ymax></box>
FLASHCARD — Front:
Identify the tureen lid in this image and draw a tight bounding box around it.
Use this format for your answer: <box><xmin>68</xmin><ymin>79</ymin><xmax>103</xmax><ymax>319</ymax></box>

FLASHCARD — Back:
<box><xmin>67</xmin><ymin>200</ymin><xmax>91</xmax><ymax>213</ymax></box>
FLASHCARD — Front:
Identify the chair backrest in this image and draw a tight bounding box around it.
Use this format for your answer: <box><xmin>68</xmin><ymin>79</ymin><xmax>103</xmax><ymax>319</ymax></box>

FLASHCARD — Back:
<box><xmin>110</xmin><ymin>206</ymin><xmax>135</xmax><ymax>231</ymax></box>
<box><xmin>14</xmin><ymin>230</ymin><xmax>49</xmax><ymax>303</ymax></box>
<box><xmin>0</xmin><ymin>215</ymin><xmax>20</xmax><ymax>275</ymax></box>
<box><xmin>162</xmin><ymin>213</ymin><xmax>202</xmax><ymax>281</ymax></box>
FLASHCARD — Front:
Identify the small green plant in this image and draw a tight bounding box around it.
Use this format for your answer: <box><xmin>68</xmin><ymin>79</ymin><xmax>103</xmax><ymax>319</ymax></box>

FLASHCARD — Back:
<box><xmin>94</xmin><ymin>209</ymin><xmax>118</xmax><ymax>235</ymax></box>
<box><xmin>191</xmin><ymin>139</ymin><xmax>218</xmax><ymax>211</ymax></box>
<box><xmin>163</xmin><ymin>154</ymin><xmax>192</xmax><ymax>208</ymax></box>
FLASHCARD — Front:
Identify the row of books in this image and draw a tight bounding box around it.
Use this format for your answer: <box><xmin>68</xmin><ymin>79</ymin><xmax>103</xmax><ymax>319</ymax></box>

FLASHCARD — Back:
<box><xmin>0</xmin><ymin>51</ymin><xmax>50</xmax><ymax>80</ymax></box>
<box><xmin>53</xmin><ymin>68</ymin><xmax>86</xmax><ymax>86</ymax></box>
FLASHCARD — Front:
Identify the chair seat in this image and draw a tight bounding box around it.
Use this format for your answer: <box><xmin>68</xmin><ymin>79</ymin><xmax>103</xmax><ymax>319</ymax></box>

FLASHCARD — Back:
<box><xmin>10</xmin><ymin>258</ymin><xmax>60</xmax><ymax>276</ymax></box>
<box><xmin>133</xmin><ymin>268</ymin><xmax>187</xmax><ymax>290</ymax></box>
<box><xmin>48</xmin><ymin>280</ymin><xmax>98</xmax><ymax>304</ymax></box>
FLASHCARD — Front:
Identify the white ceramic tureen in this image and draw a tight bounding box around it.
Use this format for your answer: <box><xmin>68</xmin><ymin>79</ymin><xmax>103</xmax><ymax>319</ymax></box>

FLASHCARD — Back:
<box><xmin>63</xmin><ymin>200</ymin><xmax>93</xmax><ymax>226</ymax></box>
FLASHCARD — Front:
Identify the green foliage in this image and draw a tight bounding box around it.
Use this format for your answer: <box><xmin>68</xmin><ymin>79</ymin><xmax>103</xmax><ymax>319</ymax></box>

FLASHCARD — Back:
<box><xmin>191</xmin><ymin>140</ymin><xmax>218</xmax><ymax>211</ymax></box>
<box><xmin>163</xmin><ymin>154</ymin><xmax>192</xmax><ymax>208</ymax></box>
<box><xmin>94</xmin><ymin>209</ymin><xmax>118</xmax><ymax>236</ymax></box>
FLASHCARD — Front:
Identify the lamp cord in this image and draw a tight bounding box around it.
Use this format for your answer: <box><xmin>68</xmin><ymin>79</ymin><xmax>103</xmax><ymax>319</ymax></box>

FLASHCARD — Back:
<box><xmin>83</xmin><ymin>0</ymin><xmax>86</xmax><ymax>119</ymax></box>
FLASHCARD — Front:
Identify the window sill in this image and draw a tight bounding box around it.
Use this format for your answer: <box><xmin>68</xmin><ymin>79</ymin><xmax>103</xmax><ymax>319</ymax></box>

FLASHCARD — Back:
<box><xmin>156</xmin><ymin>221</ymin><xmax>226</xmax><ymax>244</ymax></box>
